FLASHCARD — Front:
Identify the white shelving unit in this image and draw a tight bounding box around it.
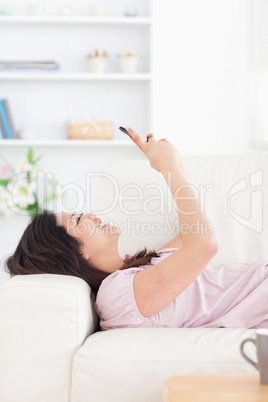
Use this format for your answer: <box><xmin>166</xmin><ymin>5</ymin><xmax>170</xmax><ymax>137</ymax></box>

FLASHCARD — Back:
<box><xmin>0</xmin><ymin>0</ymin><xmax>152</xmax><ymax>145</ymax></box>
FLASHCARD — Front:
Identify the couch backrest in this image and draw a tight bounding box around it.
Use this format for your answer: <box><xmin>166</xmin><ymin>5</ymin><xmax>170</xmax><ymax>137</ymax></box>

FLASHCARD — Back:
<box><xmin>0</xmin><ymin>274</ymin><xmax>97</xmax><ymax>402</ymax></box>
<box><xmin>95</xmin><ymin>154</ymin><xmax>268</xmax><ymax>266</ymax></box>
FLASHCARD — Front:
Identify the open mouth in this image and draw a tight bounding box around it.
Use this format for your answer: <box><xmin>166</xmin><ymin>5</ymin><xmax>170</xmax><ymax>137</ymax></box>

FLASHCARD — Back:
<box><xmin>97</xmin><ymin>223</ymin><xmax>109</xmax><ymax>230</ymax></box>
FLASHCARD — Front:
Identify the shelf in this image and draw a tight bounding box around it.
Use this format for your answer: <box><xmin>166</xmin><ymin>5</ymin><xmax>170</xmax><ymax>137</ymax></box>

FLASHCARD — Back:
<box><xmin>0</xmin><ymin>139</ymin><xmax>136</xmax><ymax>147</ymax></box>
<box><xmin>0</xmin><ymin>15</ymin><xmax>151</xmax><ymax>26</ymax></box>
<box><xmin>0</xmin><ymin>3</ymin><xmax>152</xmax><ymax>146</ymax></box>
<box><xmin>0</xmin><ymin>72</ymin><xmax>151</xmax><ymax>82</ymax></box>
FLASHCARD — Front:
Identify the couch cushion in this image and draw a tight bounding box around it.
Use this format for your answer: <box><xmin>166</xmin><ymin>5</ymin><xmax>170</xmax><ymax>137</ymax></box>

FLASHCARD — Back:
<box><xmin>71</xmin><ymin>327</ymin><xmax>256</xmax><ymax>402</ymax></box>
<box><xmin>0</xmin><ymin>274</ymin><xmax>97</xmax><ymax>402</ymax></box>
<box><xmin>95</xmin><ymin>154</ymin><xmax>268</xmax><ymax>266</ymax></box>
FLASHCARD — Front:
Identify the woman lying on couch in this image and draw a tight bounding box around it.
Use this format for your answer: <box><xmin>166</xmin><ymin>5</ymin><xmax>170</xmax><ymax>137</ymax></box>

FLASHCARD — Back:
<box><xmin>5</xmin><ymin>127</ymin><xmax>268</xmax><ymax>330</ymax></box>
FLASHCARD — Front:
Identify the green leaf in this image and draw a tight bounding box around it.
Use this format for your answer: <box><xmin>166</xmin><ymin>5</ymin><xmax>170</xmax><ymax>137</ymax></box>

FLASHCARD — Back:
<box><xmin>22</xmin><ymin>200</ymin><xmax>43</xmax><ymax>218</ymax></box>
<box><xmin>27</xmin><ymin>148</ymin><xmax>34</xmax><ymax>164</ymax></box>
<box><xmin>33</xmin><ymin>156</ymin><xmax>43</xmax><ymax>164</ymax></box>
<box><xmin>27</xmin><ymin>147</ymin><xmax>42</xmax><ymax>165</ymax></box>
<box><xmin>0</xmin><ymin>179</ymin><xmax>9</xmax><ymax>187</ymax></box>
<box><xmin>44</xmin><ymin>192</ymin><xmax>57</xmax><ymax>202</ymax></box>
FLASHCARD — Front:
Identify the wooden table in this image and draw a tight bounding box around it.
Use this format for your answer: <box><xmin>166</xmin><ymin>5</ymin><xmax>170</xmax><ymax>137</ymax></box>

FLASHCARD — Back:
<box><xmin>163</xmin><ymin>374</ymin><xmax>268</xmax><ymax>402</ymax></box>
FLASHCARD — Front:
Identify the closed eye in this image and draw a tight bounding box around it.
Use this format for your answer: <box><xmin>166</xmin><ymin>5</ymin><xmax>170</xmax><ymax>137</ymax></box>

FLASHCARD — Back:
<box><xmin>77</xmin><ymin>213</ymin><xmax>83</xmax><ymax>224</ymax></box>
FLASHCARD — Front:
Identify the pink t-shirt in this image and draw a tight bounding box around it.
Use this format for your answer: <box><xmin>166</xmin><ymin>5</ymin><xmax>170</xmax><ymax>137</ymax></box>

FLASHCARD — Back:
<box><xmin>94</xmin><ymin>248</ymin><xmax>268</xmax><ymax>330</ymax></box>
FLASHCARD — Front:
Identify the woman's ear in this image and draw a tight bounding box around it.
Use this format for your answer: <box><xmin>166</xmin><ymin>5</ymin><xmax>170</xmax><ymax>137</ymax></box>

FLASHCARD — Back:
<box><xmin>80</xmin><ymin>246</ymin><xmax>89</xmax><ymax>260</ymax></box>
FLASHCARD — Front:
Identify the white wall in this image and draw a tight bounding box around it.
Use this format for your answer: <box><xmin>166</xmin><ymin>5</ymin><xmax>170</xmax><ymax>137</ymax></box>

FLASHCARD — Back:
<box><xmin>151</xmin><ymin>0</ymin><xmax>253</xmax><ymax>155</ymax></box>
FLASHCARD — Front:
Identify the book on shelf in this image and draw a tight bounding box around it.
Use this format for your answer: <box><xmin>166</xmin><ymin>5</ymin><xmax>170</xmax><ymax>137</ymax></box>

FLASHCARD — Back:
<box><xmin>3</xmin><ymin>99</ymin><xmax>18</xmax><ymax>138</ymax></box>
<box><xmin>0</xmin><ymin>98</ymin><xmax>18</xmax><ymax>139</ymax></box>
<box><xmin>0</xmin><ymin>60</ymin><xmax>60</xmax><ymax>71</ymax></box>
<box><xmin>0</xmin><ymin>107</ymin><xmax>5</xmax><ymax>138</ymax></box>
<box><xmin>0</xmin><ymin>116</ymin><xmax>3</xmax><ymax>139</ymax></box>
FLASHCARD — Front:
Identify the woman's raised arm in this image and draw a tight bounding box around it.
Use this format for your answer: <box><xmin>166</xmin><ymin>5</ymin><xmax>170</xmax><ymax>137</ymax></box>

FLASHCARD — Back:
<box><xmin>126</xmin><ymin>127</ymin><xmax>219</xmax><ymax>317</ymax></box>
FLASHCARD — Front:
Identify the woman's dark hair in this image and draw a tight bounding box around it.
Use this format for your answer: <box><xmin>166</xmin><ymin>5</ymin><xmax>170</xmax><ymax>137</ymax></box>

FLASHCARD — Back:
<box><xmin>5</xmin><ymin>211</ymin><xmax>159</xmax><ymax>296</ymax></box>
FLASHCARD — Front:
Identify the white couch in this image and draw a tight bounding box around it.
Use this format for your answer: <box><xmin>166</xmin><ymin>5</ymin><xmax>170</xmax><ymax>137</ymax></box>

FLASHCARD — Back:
<box><xmin>0</xmin><ymin>153</ymin><xmax>267</xmax><ymax>402</ymax></box>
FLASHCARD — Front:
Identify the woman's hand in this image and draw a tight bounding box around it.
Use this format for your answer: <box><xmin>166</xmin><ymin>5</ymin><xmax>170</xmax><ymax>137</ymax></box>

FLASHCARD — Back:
<box><xmin>125</xmin><ymin>127</ymin><xmax>183</xmax><ymax>173</ymax></box>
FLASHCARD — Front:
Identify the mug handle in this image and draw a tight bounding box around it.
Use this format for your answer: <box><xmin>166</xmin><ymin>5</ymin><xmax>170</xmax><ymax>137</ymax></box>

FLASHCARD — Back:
<box><xmin>240</xmin><ymin>338</ymin><xmax>259</xmax><ymax>370</ymax></box>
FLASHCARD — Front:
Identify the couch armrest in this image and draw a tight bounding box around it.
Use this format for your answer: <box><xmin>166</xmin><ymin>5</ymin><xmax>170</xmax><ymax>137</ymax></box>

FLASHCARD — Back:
<box><xmin>0</xmin><ymin>274</ymin><xmax>97</xmax><ymax>402</ymax></box>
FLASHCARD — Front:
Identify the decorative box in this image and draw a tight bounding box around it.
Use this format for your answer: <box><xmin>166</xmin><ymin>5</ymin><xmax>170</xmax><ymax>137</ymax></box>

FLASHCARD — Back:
<box><xmin>68</xmin><ymin>119</ymin><xmax>113</xmax><ymax>140</ymax></box>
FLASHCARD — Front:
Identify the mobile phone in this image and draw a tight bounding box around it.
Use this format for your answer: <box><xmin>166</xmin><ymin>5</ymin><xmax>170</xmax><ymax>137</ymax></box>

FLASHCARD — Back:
<box><xmin>119</xmin><ymin>126</ymin><xmax>132</xmax><ymax>137</ymax></box>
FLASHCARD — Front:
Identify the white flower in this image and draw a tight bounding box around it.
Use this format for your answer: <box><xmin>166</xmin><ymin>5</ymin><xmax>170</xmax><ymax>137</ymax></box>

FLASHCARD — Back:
<box><xmin>15</xmin><ymin>159</ymin><xmax>37</xmax><ymax>174</ymax></box>
<box><xmin>7</xmin><ymin>178</ymin><xmax>37</xmax><ymax>209</ymax></box>
<box><xmin>1</xmin><ymin>149</ymin><xmax>63</xmax><ymax>218</ymax></box>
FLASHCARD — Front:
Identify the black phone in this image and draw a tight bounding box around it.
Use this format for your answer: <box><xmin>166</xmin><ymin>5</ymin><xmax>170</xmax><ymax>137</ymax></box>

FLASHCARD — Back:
<box><xmin>119</xmin><ymin>126</ymin><xmax>132</xmax><ymax>137</ymax></box>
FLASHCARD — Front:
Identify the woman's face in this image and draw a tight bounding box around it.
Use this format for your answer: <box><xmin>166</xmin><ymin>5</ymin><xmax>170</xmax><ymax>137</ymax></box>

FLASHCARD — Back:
<box><xmin>56</xmin><ymin>211</ymin><xmax>121</xmax><ymax>261</ymax></box>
